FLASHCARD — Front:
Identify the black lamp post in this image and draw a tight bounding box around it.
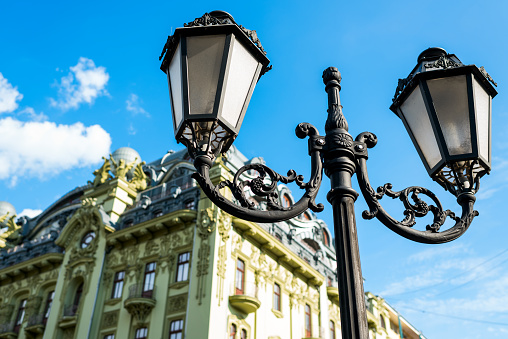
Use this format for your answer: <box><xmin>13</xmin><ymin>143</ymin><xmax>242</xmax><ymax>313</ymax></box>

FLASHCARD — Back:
<box><xmin>160</xmin><ymin>11</ymin><xmax>497</xmax><ymax>339</ymax></box>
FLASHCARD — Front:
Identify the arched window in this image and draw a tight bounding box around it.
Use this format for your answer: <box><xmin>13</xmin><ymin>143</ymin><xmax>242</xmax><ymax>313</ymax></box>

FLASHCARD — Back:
<box><xmin>322</xmin><ymin>229</ymin><xmax>330</xmax><ymax>247</ymax></box>
<box><xmin>380</xmin><ymin>315</ymin><xmax>386</xmax><ymax>329</ymax></box>
<box><xmin>13</xmin><ymin>299</ymin><xmax>27</xmax><ymax>333</ymax></box>
<box><xmin>229</xmin><ymin>324</ymin><xmax>237</xmax><ymax>339</ymax></box>
<box><xmin>72</xmin><ymin>282</ymin><xmax>84</xmax><ymax>315</ymax></box>
<box><xmin>330</xmin><ymin>320</ymin><xmax>336</xmax><ymax>339</ymax></box>
<box><xmin>282</xmin><ymin>194</ymin><xmax>291</xmax><ymax>208</ymax></box>
<box><xmin>241</xmin><ymin>329</ymin><xmax>247</xmax><ymax>339</ymax></box>
<box><xmin>43</xmin><ymin>290</ymin><xmax>55</xmax><ymax>324</ymax></box>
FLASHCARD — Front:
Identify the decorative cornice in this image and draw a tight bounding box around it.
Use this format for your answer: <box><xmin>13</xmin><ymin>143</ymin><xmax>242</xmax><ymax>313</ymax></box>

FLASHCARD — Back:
<box><xmin>479</xmin><ymin>66</ymin><xmax>498</xmax><ymax>87</ymax></box>
<box><xmin>424</xmin><ymin>55</ymin><xmax>462</xmax><ymax>70</ymax></box>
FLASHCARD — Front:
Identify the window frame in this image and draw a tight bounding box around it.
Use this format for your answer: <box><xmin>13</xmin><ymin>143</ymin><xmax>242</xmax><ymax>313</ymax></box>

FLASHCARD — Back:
<box><xmin>111</xmin><ymin>271</ymin><xmax>125</xmax><ymax>299</ymax></box>
<box><xmin>273</xmin><ymin>283</ymin><xmax>281</xmax><ymax>312</ymax></box>
<box><xmin>72</xmin><ymin>282</ymin><xmax>84</xmax><ymax>316</ymax></box>
<box><xmin>169</xmin><ymin>319</ymin><xmax>184</xmax><ymax>339</ymax></box>
<box><xmin>43</xmin><ymin>290</ymin><xmax>55</xmax><ymax>325</ymax></box>
<box><xmin>240</xmin><ymin>329</ymin><xmax>247</xmax><ymax>339</ymax></box>
<box><xmin>135</xmin><ymin>327</ymin><xmax>148</xmax><ymax>339</ymax></box>
<box><xmin>330</xmin><ymin>320</ymin><xmax>336</xmax><ymax>339</ymax></box>
<box><xmin>13</xmin><ymin>298</ymin><xmax>27</xmax><ymax>333</ymax></box>
<box><xmin>229</xmin><ymin>323</ymin><xmax>237</xmax><ymax>339</ymax></box>
<box><xmin>305</xmin><ymin>304</ymin><xmax>312</xmax><ymax>337</ymax></box>
<box><xmin>142</xmin><ymin>262</ymin><xmax>156</xmax><ymax>298</ymax></box>
<box><xmin>175</xmin><ymin>252</ymin><xmax>190</xmax><ymax>282</ymax></box>
<box><xmin>235</xmin><ymin>259</ymin><xmax>245</xmax><ymax>295</ymax></box>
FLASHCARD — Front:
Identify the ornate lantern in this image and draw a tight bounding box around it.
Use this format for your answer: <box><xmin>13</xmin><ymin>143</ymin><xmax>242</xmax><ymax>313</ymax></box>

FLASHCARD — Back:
<box><xmin>159</xmin><ymin>11</ymin><xmax>271</xmax><ymax>159</ymax></box>
<box><xmin>391</xmin><ymin>47</ymin><xmax>497</xmax><ymax>195</ymax></box>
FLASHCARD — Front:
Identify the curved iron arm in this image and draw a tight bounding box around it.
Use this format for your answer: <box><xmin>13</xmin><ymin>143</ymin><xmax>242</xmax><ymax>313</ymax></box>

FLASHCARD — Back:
<box><xmin>354</xmin><ymin>132</ymin><xmax>478</xmax><ymax>244</ymax></box>
<box><xmin>191</xmin><ymin>123</ymin><xmax>324</xmax><ymax>223</ymax></box>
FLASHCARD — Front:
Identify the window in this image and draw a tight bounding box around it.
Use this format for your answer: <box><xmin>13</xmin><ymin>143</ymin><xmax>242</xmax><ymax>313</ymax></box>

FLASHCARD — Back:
<box><xmin>135</xmin><ymin>327</ymin><xmax>148</xmax><ymax>339</ymax></box>
<box><xmin>301</xmin><ymin>212</ymin><xmax>311</xmax><ymax>221</ymax></box>
<box><xmin>43</xmin><ymin>291</ymin><xmax>55</xmax><ymax>324</ymax></box>
<box><xmin>282</xmin><ymin>194</ymin><xmax>291</xmax><ymax>208</ymax></box>
<box><xmin>14</xmin><ymin>299</ymin><xmax>27</xmax><ymax>332</ymax></box>
<box><xmin>322</xmin><ymin>229</ymin><xmax>330</xmax><ymax>247</ymax></box>
<box><xmin>235</xmin><ymin>259</ymin><xmax>245</xmax><ymax>295</ymax></box>
<box><xmin>229</xmin><ymin>324</ymin><xmax>237</xmax><ymax>339</ymax></box>
<box><xmin>184</xmin><ymin>200</ymin><xmax>195</xmax><ymax>209</ymax></box>
<box><xmin>142</xmin><ymin>262</ymin><xmax>156</xmax><ymax>298</ymax></box>
<box><xmin>380</xmin><ymin>315</ymin><xmax>386</xmax><ymax>329</ymax></box>
<box><xmin>273</xmin><ymin>283</ymin><xmax>281</xmax><ymax>311</ymax></box>
<box><xmin>390</xmin><ymin>321</ymin><xmax>399</xmax><ymax>333</ymax></box>
<box><xmin>72</xmin><ymin>282</ymin><xmax>84</xmax><ymax>315</ymax></box>
<box><xmin>104</xmin><ymin>335</ymin><xmax>115</xmax><ymax>339</ymax></box>
<box><xmin>176</xmin><ymin>252</ymin><xmax>190</xmax><ymax>282</ymax></box>
<box><xmin>153</xmin><ymin>210</ymin><xmax>163</xmax><ymax>218</ymax></box>
<box><xmin>305</xmin><ymin>304</ymin><xmax>312</xmax><ymax>337</ymax></box>
<box><xmin>327</xmin><ymin>276</ymin><xmax>333</xmax><ymax>287</ymax></box>
<box><xmin>80</xmin><ymin>231</ymin><xmax>95</xmax><ymax>248</ymax></box>
<box><xmin>111</xmin><ymin>271</ymin><xmax>125</xmax><ymax>299</ymax></box>
<box><xmin>241</xmin><ymin>329</ymin><xmax>247</xmax><ymax>339</ymax></box>
<box><xmin>330</xmin><ymin>320</ymin><xmax>336</xmax><ymax>339</ymax></box>
<box><xmin>169</xmin><ymin>319</ymin><xmax>184</xmax><ymax>339</ymax></box>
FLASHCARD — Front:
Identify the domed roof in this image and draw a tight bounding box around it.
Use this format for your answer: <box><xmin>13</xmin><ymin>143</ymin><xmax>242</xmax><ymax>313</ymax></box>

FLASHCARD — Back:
<box><xmin>111</xmin><ymin>147</ymin><xmax>141</xmax><ymax>165</ymax></box>
<box><xmin>0</xmin><ymin>201</ymin><xmax>16</xmax><ymax>227</ymax></box>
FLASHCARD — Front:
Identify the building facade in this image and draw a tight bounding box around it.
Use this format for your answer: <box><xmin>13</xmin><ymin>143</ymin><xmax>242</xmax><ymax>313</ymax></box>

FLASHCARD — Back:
<box><xmin>0</xmin><ymin>146</ymin><xmax>426</xmax><ymax>339</ymax></box>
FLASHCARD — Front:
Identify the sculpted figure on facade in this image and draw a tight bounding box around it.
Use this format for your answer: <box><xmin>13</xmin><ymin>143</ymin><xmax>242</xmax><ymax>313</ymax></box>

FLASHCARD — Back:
<box><xmin>90</xmin><ymin>156</ymin><xmax>113</xmax><ymax>187</ymax></box>
<box><xmin>0</xmin><ymin>212</ymin><xmax>22</xmax><ymax>248</ymax></box>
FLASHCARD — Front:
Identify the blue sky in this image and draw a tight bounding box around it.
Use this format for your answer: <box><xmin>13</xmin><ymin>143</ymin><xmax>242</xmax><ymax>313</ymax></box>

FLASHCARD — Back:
<box><xmin>1</xmin><ymin>1</ymin><xmax>508</xmax><ymax>338</ymax></box>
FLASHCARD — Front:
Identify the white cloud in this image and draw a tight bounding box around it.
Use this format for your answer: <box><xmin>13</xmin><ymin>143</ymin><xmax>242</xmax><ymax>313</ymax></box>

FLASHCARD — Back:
<box><xmin>18</xmin><ymin>208</ymin><xmax>42</xmax><ymax>219</ymax></box>
<box><xmin>50</xmin><ymin>57</ymin><xmax>109</xmax><ymax>111</ymax></box>
<box><xmin>126</xmin><ymin>93</ymin><xmax>149</xmax><ymax>117</ymax></box>
<box><xmin>18</xmin><ymin>107</ymin><xmax>48</xmax><ymax>122</ymax></box>
<box><xmin>0</xmin><ymin>73</ymin><xmax>23</xmax><ymax>114</ymax></box>
<box><xmin>0</xmin><ymin>117</ymin><xmax>111</xmax><ymax>183</ymax></box>
<box><xmin>128</xmin><ymin>123</ymin><xmax>137</xmax><ymax>135</ymax></box>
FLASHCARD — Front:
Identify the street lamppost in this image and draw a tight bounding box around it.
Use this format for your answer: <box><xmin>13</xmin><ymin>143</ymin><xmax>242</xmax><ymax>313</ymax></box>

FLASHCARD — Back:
<box><xmin>159</xmin><ymin>11</ymin><xmax>497</xmax><ymax>339</ymax></box>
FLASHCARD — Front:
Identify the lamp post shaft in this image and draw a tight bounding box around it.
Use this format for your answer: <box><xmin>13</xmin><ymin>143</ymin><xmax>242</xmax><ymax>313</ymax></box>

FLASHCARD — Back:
<box><xmin>323</xmin><ymin>67</ymin><xmax>369</xmax><ymax>339</ymax></box>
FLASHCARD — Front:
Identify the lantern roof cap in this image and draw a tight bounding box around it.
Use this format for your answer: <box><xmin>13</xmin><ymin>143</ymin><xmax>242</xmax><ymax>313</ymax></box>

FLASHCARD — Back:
<box><xmin>391</xmin><ymin>47</ymin><xmax>497</xmax><ymax>113</ymax></box>
<box><xmin>159</xmin><ymin>11</ymin><xmax>271</xmax><ymax>75</ymax></box>
<box><xmin>417</xmin><ymin>47</ymin><xmax>448</xmax><ymax>63</ymax></box>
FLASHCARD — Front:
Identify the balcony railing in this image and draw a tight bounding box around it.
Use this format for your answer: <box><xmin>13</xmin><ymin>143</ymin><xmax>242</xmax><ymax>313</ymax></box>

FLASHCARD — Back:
<box><xmin>127</xmin><ymin>284</ymin><xmax>156</xmax><ymax>300</ymax></box>
<box><xmin>234</xmin><ymin>281</ymin><xmax>258</xmax><ymax>298</ymax></box>
<box><xmin>229</xmin><ymin>281</ymin><xmax>261</xmax><ymax>314</ymax></box>
<box><xmin>62</xmin><ymin>305</ymin><xmax>78</xmax><ymax>317</ymax></box>
<box><xmin>26</xmin><ymin>314</ymin><xmax>44</xmax><ymax>327</ymax></box>
<box><xmin>0</xmin><ymin>322</ymin><xmax>15</xmax><ymax>334</ymax></box>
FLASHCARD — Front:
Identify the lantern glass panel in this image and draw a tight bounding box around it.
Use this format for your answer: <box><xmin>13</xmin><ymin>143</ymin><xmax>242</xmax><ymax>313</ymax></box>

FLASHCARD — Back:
<box><xmin>221</xmin><ymin>37</ymin><xmax>261</xmax><ymax>128</ymax></box>
<box><xmin>473</xmin><ymin>76</ymin><xmax>491</xmax><ymax>163</ymax></box>
<box><xmin>399</xmin><ymin>84</ymin><xmax>442</xmax><ymax>169</ymax></box>
<box><xmin>168</xmin><ymin>42</ymin><xmax>183</xmax><ymax>132</ymax></box>
<box><xmin>427</xmin><ymin>75</ymin><xmax>472</xmax><ymax>156</ymax></box>
<box><xmin>187</xmin><ymin>35</ymin><xmax>226</xmax><ymax>115</ymax></box>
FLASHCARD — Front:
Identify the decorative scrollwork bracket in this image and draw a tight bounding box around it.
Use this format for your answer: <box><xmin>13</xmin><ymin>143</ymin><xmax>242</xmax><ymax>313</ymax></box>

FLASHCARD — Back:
<box><xmin>191</xmin><ymin>123</ymin><xmax>324</xmax><ymax>223</ymax></box>
<box><xmin>354</xmin><ymin>132</ymin><xmax>478</xmax><ymax>244</ymax></box>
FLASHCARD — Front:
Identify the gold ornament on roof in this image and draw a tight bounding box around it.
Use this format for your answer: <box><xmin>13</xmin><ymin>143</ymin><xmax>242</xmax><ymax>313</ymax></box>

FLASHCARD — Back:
<box><xmin>91</xmin><ymin>157</ymin><xmax>113</xmax><ymax>187</ymax></box>
<box><xmin>0</xmin><ymin>212</ymin><xmax>22</xmax><ymax>248</ymax></box>
<box><xmin>129</xmin><ymin>161</ymin><xmax>148</xmax><ymax>191</ymax></box>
